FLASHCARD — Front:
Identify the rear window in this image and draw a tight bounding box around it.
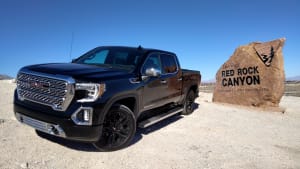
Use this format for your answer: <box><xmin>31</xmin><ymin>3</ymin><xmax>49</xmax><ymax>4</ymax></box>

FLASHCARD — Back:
<box><xmin>160</xmin><ymin>54</ymin><xmax>178</xmax><ymax>74</ymax></box>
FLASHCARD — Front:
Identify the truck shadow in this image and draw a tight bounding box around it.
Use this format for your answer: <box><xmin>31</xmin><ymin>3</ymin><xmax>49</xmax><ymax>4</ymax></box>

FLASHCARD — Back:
<box><xmin>35</xmin><ymin>130</ymin><xmax>97</xmax><ymax>151</ymax></box>
<box><xmin>36</xmin><ymin>103</ymin><xmax>199</xmax><ymax>152</ymax></box>
<box><xmin>132</xmin><ymin>114</ymin><xmax>183</xmax><ymax>144</ymax></box>
<box><xmin>132</xmin><ymin>103</ymin><xmax>199</xmax><ymax>145</ymax></box>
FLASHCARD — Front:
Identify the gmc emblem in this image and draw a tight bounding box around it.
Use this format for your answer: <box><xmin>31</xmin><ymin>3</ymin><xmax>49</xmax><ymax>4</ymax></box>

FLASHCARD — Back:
<box><xmin>30</xmin><ymin>81</ymin><xmax>50</xmax><ymax>90</ymax></box>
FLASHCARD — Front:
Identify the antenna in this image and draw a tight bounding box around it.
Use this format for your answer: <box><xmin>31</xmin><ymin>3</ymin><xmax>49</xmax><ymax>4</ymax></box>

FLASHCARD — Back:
<box><xmin>69</xmin><ymin>32</ymin><xmax>74</xmax><ymax>61</ymax></box>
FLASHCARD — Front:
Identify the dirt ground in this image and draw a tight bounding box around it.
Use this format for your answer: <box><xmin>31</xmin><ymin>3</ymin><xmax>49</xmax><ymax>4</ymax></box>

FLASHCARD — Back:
<box><xmin>0</xmin><ymin>80</ymin><xmax>300</xmax><ymax>169</ymax></box>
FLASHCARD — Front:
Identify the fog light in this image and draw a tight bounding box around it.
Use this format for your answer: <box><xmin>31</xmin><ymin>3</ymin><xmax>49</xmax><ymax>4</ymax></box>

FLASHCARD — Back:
<box><xmin>83</xmin><ymin>109</ymin><xmax>90</xmax><ymax>121</ymax></box>
<box><xmin>71</xmin><ymin>107</ymin><xmax>93</xmax><ymax>126</ymax></box>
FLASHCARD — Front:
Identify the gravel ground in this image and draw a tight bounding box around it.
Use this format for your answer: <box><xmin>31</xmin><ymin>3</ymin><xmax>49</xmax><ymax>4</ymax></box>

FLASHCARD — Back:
<box><xmin>0</xmin><ymin>80</ymin><xmax>299</xmax><ymax>169</ymax></box>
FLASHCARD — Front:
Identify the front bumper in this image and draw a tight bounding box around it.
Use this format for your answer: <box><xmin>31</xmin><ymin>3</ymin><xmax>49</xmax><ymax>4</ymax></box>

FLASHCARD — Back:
<box><xmin>14</xmin><ymin>102</ymin><xmax>102</xmax><ymax>142</ymax></box>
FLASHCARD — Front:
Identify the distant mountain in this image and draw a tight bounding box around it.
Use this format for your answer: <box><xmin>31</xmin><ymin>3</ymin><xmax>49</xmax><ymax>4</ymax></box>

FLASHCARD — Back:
<box><xmin>0</xmin><ymin>74</ymin><xmax>13</xmax><ymax>80</ymax></box>
<box><xmin>202</xmin><ymin>78</ymin><xmax>216</xmax><ymax>84</ymax></box>
<box><xmin>286</xmin><ymin>76</ymin><xmax>300</xmax><ymax>81</ymax></box>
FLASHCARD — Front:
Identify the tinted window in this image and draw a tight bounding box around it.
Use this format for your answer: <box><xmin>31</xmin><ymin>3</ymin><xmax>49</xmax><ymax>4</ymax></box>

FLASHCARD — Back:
<box><xmin>160</xmin><ymin>54</ymin><xmax>177</xmax><ymax>73</ymax></box>
<box><xmin>141</xmin><ymin>53</ymin><xmax>161</xmax><ymax>74</ymax></box>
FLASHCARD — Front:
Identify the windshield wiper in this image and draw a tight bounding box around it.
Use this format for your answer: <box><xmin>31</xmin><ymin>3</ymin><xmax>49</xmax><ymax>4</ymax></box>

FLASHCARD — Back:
<box><xmin>87</xmin><ymin>63</ymin><xmax>113</xmax><ymax>69</ymax></box>
<box><xmin>110</xmin><ymin>64</ymin><xmax>135</xmax><ymax>71</ymax></box>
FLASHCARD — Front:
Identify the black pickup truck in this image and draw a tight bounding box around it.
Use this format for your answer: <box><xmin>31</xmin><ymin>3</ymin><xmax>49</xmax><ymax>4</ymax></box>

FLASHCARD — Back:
<box><xmin>14</xmin><ymin>46</ymin><xmax>201</xmax><ymax>151</ymax></box>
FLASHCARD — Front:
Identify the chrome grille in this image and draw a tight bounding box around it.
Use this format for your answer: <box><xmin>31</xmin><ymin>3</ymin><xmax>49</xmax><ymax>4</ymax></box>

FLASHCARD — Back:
<box><xmin>16</xmin><ymin>70</ymin><xmax>75</xmax><ymax>111</ymax></box>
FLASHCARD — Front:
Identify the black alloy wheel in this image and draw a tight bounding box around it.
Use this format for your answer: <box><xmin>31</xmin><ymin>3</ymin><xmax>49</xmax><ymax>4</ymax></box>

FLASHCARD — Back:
<box><xmin>93</xmin><ymin>104</ymin><xmax>136</xmax><ymax>151</ymax></box>
<box><xmin>182</xmin><ymin>90</ymin><xmax>195</xmax><ymax>115</ymax></box>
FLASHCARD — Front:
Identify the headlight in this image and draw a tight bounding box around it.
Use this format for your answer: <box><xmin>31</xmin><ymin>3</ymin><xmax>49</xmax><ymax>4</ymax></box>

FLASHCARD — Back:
<box><xmin>75</xmin><ymin>83</ymin><xmax>106</xmax><ymax>102</ymax></box>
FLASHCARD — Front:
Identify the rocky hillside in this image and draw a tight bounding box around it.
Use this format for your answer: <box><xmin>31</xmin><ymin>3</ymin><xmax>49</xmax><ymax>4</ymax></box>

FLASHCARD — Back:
<box><xmin>0</xmin><ymin>74</ymin><xmax>13</xmax><ymax>80</ymax></box>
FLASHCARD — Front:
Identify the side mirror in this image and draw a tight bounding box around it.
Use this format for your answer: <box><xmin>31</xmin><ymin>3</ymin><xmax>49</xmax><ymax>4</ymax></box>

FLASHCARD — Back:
<box><xmin>145</xmin><ymin>68</ymin><xmax>161</xmax><ymax>77</ymax></box>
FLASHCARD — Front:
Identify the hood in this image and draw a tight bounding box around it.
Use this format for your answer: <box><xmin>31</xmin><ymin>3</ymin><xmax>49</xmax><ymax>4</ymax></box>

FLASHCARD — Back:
<box><xmin>22</xmin><ymin>63</ymin><xmax>133</xmax><ymax>82</ymax></box>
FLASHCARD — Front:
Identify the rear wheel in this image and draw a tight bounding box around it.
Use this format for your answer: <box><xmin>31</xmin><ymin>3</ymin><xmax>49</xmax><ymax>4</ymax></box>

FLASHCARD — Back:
<box><xmin>93</xmin><ymin>104</ymin><xmax>136</xmax><ymax>151</ymax></box>
<box><xmin>182</xmin><ymin>90</ymin><xmax>195</xmax><ymax>115</ymax></box>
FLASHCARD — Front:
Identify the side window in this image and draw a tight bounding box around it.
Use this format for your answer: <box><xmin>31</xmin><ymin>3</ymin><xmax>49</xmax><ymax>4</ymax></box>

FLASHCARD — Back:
<box><xmin>141</xmin><ymin>53</ymin><xmax>161</xmax><ymax>74</ymax></box>
<box><xmin>113</xmin><ymin>52</ymin><xmax>128</xmax><ymax>64</ymax></box>
<box><xmin>160</xmin><ymin>54</ymin><xmax>178</xmax><ymax>74</ymax></box>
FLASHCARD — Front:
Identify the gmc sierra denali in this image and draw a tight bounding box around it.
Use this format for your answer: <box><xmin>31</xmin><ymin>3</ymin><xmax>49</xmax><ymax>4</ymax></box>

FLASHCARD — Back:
<box><xmin>14</xmin><ymin>46</ymin><xmax>201</xmax><ymax>151</ymax></box>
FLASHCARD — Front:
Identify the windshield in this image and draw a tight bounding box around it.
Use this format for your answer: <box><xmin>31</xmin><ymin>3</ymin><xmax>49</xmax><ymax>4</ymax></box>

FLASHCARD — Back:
<box><xmin>74</xmin><ymin>47</ymin><xmax>143</xmax><ymax>72</ymax></box>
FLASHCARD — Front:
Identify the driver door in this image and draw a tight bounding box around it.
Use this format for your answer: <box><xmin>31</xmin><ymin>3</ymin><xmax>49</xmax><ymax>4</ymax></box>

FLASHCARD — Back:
<box><xmin>141</xmin><ymin>53</ymin><xmax>168</xmax><ymax>110</ymax></box>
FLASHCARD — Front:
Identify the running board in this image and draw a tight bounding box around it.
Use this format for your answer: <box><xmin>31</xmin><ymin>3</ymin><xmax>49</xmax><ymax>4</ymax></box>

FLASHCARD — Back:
<box><xmin>138</xmin><ymin>107</ymin><xmax>183</xmax><ymax>128</ymax></box>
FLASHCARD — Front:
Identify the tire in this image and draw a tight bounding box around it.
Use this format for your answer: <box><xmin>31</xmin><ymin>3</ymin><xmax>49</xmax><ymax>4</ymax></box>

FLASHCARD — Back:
<box><xmin>182</xmin><ymin>90</ymin><xmax>195</xmax><ymax>115</ymax></box>
<box><xmin>93</xmin><ymin>104</ymin><xmax>136</xmax><ymax>151</ymax></box>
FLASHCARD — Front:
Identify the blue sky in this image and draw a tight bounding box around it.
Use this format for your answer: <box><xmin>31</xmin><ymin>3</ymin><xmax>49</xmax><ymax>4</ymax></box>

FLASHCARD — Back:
<box><xmin>0</xmin><ymin>0</ymin><xmax>299</xmax><ymax>81</ymax></box>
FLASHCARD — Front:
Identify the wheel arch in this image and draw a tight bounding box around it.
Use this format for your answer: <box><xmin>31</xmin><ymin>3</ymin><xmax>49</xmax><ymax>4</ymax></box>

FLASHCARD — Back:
<box><xmin>96</xmin><ymin>93</ymin><xmax>139</xmax><ymax>125</ymax></box>
<box><xmin>181</xmin><ymin>84</ymin><xmax>199</xmax><ymax>104</ymax></box>
<box><xmin>114</xmin><ymin>97</ymin><xmax>137</xmax><ymax>114</ymax></box>
<box><xmin>189</xmin><ymin>85</ymin><xmax>199</xmax><ymax>95</ymax></box>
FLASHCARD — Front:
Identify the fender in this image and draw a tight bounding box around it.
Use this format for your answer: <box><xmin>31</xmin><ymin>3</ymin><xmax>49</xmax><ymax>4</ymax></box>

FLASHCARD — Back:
<box><xmin>95</xmin><ymin>91</ymin><xmax>140</xmax><ymax>125</ymax></box>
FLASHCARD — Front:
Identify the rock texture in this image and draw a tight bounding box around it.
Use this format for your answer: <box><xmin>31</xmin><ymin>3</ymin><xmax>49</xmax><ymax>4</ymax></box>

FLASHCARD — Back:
<box><xmin>213</xmin><ymin>38</ymin><xmax>286</xmax><ymax>108</ymax></box>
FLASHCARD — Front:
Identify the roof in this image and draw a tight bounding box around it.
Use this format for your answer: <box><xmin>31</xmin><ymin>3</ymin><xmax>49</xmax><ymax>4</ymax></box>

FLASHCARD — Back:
<box><xmin>94</xmin><ymin>46</ymin><xmax>176</xmax><ymax>56</ymax></box>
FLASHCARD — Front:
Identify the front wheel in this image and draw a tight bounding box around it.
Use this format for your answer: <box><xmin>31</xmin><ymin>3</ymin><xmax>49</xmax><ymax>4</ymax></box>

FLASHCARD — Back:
<box><xmin>93</xmin><ymin>104</ymin><xmax>136</xmax><ymax>151</ymax></box>
<box><xmin>182</xmin><ymin>90</ymin><xmax>195</xmax><ymax>115</ymax></box>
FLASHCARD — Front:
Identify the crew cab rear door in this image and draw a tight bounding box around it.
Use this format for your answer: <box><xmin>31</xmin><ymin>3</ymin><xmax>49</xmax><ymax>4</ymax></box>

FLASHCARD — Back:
<box><xmin>160</xmin><ymin>53</ymin><xmax>182</xmax><ymax>104</ymax></box>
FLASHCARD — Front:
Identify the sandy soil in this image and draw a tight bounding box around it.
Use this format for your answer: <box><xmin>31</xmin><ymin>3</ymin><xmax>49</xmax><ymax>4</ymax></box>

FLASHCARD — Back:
<box><xmin>0</xmin><ymin>80</ymin><xmax>299</xmax><ymax>169</ymax></box>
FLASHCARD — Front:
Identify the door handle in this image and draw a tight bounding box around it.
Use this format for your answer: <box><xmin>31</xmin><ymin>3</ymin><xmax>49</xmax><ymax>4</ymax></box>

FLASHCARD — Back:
<box><xmin>160</xmin><ymin>80</ymin><xmax>167</xmax><ymax>84</ymax></box>
<box><xmin>177</xmin><ymin>78</ymin><xmax>183</xmax><ymax>81</ymax></box>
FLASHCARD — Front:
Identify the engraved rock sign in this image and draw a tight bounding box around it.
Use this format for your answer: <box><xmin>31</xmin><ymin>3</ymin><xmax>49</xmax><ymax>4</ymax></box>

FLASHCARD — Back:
<box><xmin>213</xmin><ymin>38</ymin><xmax>286</xmax><ymax>109</ymax></box>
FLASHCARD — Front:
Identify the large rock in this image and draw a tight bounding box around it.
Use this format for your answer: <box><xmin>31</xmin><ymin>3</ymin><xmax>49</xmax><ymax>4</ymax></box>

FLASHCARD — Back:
<box><xmin>213</xmin><ymin>38</ymin><xmax>285</xmax><ymax>108</ymax></box>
